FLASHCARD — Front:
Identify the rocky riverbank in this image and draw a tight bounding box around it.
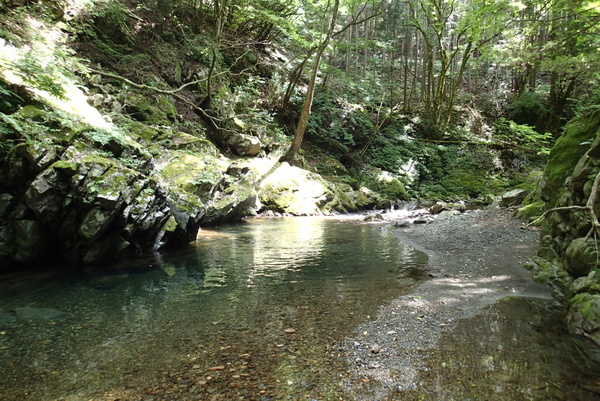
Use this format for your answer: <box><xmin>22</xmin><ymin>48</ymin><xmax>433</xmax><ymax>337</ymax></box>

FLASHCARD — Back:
<box><xmin>340</xmin><ymin>208</ymin><xmax>600</xmax><ymax>400</ymax></box>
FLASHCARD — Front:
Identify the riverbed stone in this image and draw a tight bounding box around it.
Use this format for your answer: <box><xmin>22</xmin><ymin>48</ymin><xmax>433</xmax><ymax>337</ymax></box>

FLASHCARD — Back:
<box><xmin>13</xmin><ymin>306</ymin><xmax>66</xmax><ymax>321</ymax></box>
<box><xmin>436</xmin><ymin>210</ymin><xmax>459</xmax><ymax>221</ymax></box>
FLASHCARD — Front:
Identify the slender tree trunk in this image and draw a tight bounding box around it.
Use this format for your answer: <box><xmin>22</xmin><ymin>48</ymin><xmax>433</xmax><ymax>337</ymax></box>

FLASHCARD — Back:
<box><xmin>282</xmin><ymin>0</ymin><xmax>341</xmax><ymax>165</ymax></box>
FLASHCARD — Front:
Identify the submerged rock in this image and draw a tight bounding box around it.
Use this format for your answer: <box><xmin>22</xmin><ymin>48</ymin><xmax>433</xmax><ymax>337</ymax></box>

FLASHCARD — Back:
<box><xmin>0</xmin><ymin>311</ymin><xmax>17</xmax><ymax>326</ymax></box>
<box><xmin>13</xmin><ymin>306</ymin><xmax>66</xmax><ymax>321</ymax></box>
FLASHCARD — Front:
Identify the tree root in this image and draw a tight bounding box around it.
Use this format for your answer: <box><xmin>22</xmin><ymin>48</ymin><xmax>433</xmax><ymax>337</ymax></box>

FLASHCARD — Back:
<box><xmin>527</xmin><ymin>171</ymin><xmax>600</xmax><ymax>240</ymax></box>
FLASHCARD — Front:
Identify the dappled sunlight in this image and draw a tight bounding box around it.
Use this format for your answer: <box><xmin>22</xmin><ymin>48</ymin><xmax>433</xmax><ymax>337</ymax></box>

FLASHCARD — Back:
<box><xmin>259</xmin><ymin>162</ymin><xmax>329</xmax><ymax>215</ymax></box>
<box><xmin>436</xmin><ymin>275</ymin><xmax>512</xmax><ymax>288</ymax></box>
<box><xmin>433</xmin><ymin>275</ymin><xmax>512</xmax><ymax>302</ymax></box>
<box><xmin>402</xmin><ymin>275</ymin><xmax>515</xmax><ymax>311</ymax></box>
<box><xmin>245</xmin><ymin>217</ymin><xmax>326</xmax><ymax>285</ymax></box>
<box><xmin>0</xmin><ymin>14</ymin><xmax>115</xmax><ymax>132</ymax></box>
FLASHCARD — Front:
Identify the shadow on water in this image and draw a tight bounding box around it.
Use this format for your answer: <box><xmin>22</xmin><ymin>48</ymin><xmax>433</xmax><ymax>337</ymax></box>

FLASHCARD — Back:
<box><xmin>396</xmin><ymin>297</ymin><xmax>600</xmax><ymax>401</ymax></box>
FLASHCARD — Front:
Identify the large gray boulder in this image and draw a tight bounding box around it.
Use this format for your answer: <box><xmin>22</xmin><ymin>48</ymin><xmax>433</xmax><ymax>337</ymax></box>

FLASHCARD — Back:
<box><xmin>499</xmin><ymin>189</ymin><xmax>530</xmax><ymax>207</ymax></box>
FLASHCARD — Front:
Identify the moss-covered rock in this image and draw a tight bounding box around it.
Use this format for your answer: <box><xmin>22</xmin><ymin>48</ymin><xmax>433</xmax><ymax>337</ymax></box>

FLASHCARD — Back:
<box><xmin>156</xmin><ymin>151</ymin><xmax>229</xmax><ymax>196</ymax></box>
<box><xmin>259</xmin><ymin>163</ymin><xmax>329</xmax><ymax>215</ymax></box>
<box><xmin>571</xmin><ymin>270</ymin><xmax>600</xmax><ymax>295</ymax></box>
<box><xmin>567</xmin><ymin>293</ymin><xmax>600</xmax><ymax>346</ymax></box>
<box><xmin>122</xmin><ymin>93</ymin><xmax>177</xmax><ymax>125</ymax></box>
<box><xmin>564</xmin><ymin>237</ymin><xmax>600</xmax><ymax>278</ymax></box>
<box><xmin>539</xmin><ymin>107</ymin><xmax>600</xmax><ymax>207</ymax></box>
<box><xmin>515</xmin><ymin>200</ymin><xmax>545</xmax><ymax>223</ymax></box>
<box><xmin>524</xmin><ymin>257</ymin><xmax>573</xmax><ymax>291</ymax></box>
<box><xmin>378</xmin><ymin>173</ymin><xmax>410</xmax><ymax>201</ymax></box>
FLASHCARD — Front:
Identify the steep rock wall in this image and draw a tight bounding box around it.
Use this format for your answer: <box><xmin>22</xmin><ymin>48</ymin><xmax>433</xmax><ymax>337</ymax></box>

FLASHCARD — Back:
<box><xmin>529</xmin><ymin>106</ymin><xmax>600</xmax><ymax>347</ymax></box>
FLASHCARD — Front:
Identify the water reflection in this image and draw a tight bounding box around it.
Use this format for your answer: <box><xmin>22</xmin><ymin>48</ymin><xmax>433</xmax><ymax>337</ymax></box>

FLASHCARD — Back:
<box><xmin>0</xmin><ymin>217</ymin><xmax>427</xmax><ymax>401</ymax></box>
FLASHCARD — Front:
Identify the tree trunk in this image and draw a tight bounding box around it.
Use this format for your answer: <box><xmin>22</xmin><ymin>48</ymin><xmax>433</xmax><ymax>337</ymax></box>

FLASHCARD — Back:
<box><xmin>282</xmin><ymin>0</ymin><xmax>341</xmax><ymax>165</ymax></box>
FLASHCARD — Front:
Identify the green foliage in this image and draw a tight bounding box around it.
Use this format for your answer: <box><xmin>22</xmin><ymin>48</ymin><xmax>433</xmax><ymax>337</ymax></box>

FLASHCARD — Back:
<box><xmin>0</xmin><ymin>79</ymin><xmax>23</xmax><ymax>113</ymax></box>
<box><xmin>13</xmin><ymin>52</ymin><xmax>67</xmax><ymax>99</ymax></box>
<box><xmin>493</xmin><ymin>118</ymin><xmax>553</xmax><ymax>156</ymax></box>
<box><xmin>541</xmin><ymin>106</ymin><xmax>600</xmax><ymax>207</ymax></box>
<box><xmin>0</xmin><ymin>8</ymin><xmax>88</xmax><ymax>102</ymax></box>
<box><xmin>353</xmin><ymin>167</ymin><xmax>409</xmax><ymax>201</ymax></box>
<box><xmin>417</xmin><ymin>145</ymin><xmax>507</xmax><ymax>199</ymax></box>
<box><xmin>305</xmin><ymin>92</ymin><xmax>379</xmax><ymax>153</ymax></box>
<box><xmin>505</xmin><ymin>92</ymin><xmax>552</xmax><ymax>132</ymax></box>
<box><xmin>365</xmin><ymin>124</ymin><xmax>420</xmax><ymax>173</ymax></box>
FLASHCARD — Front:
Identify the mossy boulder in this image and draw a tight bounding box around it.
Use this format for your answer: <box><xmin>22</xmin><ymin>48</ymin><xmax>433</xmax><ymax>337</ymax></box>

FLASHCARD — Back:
<box><xmin>123</xmin><ymin>93</ymin><xmax>177</xmax><ymax>125</ymax></box>
<box><xmin>540</xmin><ymin>107</ymin><xmax>600</xmax><ymax>207</ymax></box>
<box><xmin>571</xmin><ymin>270</ymin><xmax>600</xmax><ymax>295</ymax></box>
<box><xmin>515</xmin><ymin>200</ymin><xmax>545</xmax><ymax>223</ymax></box>
<box><xmin>564</xmin><ymin>237</ymin><xmax>600</xmax><ymax>278</ymax></box>
<box><xmin>259</xmin><ymin>163</ymin><xmax>329</xmax><ymax>215</ymax></box>
<box><xmin>157</xmin><ymin>151</ymin><xmax>229</xmax><ymax>196</ymax></box>
<box><xmin>352</xmin><ymin>187</ymin><xmax>381</xmax><ymax>209</ymax></box>
<box><xmin>567</xmin><ymin>293</ymin><xmax>600</xmax><ymax>346</ymax></box>
<box><xmin>525</xmin><ymin>257</ymin><xmax>573</xmax><ymax>290</ymax></box>
<box><xmin>378</xmin><ymin>173</ymin><xmax>410</xmax><ymax>201</ymax></box>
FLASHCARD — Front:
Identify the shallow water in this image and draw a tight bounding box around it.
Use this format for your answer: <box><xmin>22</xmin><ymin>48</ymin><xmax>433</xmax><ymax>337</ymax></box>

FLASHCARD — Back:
<box><xmin>1</xmin><ymin>217</ymin><xmax>600</xmax><ymax>401</ymax></box>
<box><xmin>392</xmin><ymin>298</ymin><xmax>600</xmax><ymax>401</ymax></box>
<box><xmin>0</xmin><ymin>216</ymin><xmax>428</xmax><ymax>400</ymax></box>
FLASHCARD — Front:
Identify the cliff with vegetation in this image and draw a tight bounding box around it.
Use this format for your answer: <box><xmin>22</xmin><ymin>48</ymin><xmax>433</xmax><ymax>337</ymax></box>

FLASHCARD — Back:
<box><xmin>526</xmin><ymin>107</ymin><xmax>600</xmax><ymax>346</ymax></box>
<box><xmin>0</xmin><ymin>0</ymin><xmax>598</xmax><ymax>268</ymax></box>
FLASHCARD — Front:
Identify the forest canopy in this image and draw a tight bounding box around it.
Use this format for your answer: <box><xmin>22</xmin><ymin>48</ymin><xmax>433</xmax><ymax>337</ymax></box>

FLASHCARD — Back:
<box><xmin>0</xmin><ymin>0</ymin><xmax>599</xmax><ymax>200</ymax></box>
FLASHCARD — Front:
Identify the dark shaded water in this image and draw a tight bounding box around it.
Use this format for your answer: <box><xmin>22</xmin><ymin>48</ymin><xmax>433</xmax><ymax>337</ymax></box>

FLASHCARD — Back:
<box><xmin>0</xmin><ymin>217</ymin><xmax>428</xmax><ymax>400</ymax></box>
<box><xmin>1</xmin><ymin>217</ymin><xmax>600</xmax><ymax>401</ymax></box>
<box><xmin>395</xmin><ymin>298</ymin><xmax>600</xmax><ymax>401</ymax></box>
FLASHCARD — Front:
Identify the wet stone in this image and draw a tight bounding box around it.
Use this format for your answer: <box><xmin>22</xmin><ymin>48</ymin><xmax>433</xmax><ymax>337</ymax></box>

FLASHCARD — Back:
<box><xmin>13</xmin><ymin>306</ymin><xmax>65</xmax><ymax>321</ymax></box>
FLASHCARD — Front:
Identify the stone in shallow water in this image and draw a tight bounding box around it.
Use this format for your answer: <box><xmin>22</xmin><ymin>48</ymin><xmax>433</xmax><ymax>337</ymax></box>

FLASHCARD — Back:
<box><xmin>13</xmin><ymin>306</ymin><xmax>66</xmax><ymax>321</ymax></box>
<box><xmin>0</xmin><ymin>311</ymin><xmax>17</xmax><ymax>326</ymax></box>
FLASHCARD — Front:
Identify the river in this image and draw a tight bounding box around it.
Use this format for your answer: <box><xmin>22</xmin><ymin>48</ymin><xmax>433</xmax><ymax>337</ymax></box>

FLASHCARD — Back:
<box><xmin>0</xmin><ymin>216</ymin><xmax>599</xmax><ymax>400</ymax></box>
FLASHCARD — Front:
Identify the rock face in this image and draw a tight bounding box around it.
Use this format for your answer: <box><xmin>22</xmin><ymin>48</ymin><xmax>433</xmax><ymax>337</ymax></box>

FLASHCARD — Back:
<box><xmin>0</xmin><ymin>149</ymin><xmax>203</xmax><ymax>267</ymax></box>
<box><xmin>0</xmin><ymin>103</ymin><xmax>371</xmax><ymax>269</ymax></box>
<box><xmin>529</xmin><ymin>107</ymin><xmax>600</xmax><ymax>348</ymax></box>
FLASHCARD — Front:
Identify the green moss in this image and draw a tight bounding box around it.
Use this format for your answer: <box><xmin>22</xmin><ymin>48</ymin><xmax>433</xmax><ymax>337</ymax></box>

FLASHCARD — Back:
<box><xmin>123</xmin><ymin>93</ymin><xmax>177</xmax><ymax>125</ymax></box>
<box><xmin>568</xmin><ymin>293</ymin><xmax>600</xmax><ymax>335</ymax></box>
<box><xmin>171</xmin><ymin>131</ymin><xmax>219</xmax><ymax>154</ymax></box>
<box><xmin>162</xmin><ymin>215</ymin><xmax>178</xmax><ymax>233</ymax></box>
<box><xmin>158</xmin><ymin>152</ymin><xmax>228</xmax><ymax>195</ymax></box>
<box><xmin>80</xmin><ymin>154</ymin><xmax>115</xmax><ymax>169</ymax></box>
<box><xmin>126</xmin><ymin>120</ymin><xmax>163</xmax><ymax>142</ymax></box>
<box><xmin>525</xmin><ymin>257</ymin><xmax>573</xmax><ymax>290</ymax></box>
<box><xmin>542</xmin><ymin>107</ymin><xmax>600</xmax><ymax>207</ymax></box>
<box><xmin>515</xmin><ymin>200</ymin><xmax>545</xmax><ymax>223</ymax></box>
<box><xmin>381</xmin><ymin>176</ymin><xmax>409</xmax><ymax>200</ymax></box>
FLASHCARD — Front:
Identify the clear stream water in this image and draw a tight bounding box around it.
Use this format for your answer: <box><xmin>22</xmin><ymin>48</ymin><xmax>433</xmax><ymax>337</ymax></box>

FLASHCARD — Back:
<box><xmin>0</xmin><ymin>216</ymin><xmax>599</xmax><ymax>400</ymax></box>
